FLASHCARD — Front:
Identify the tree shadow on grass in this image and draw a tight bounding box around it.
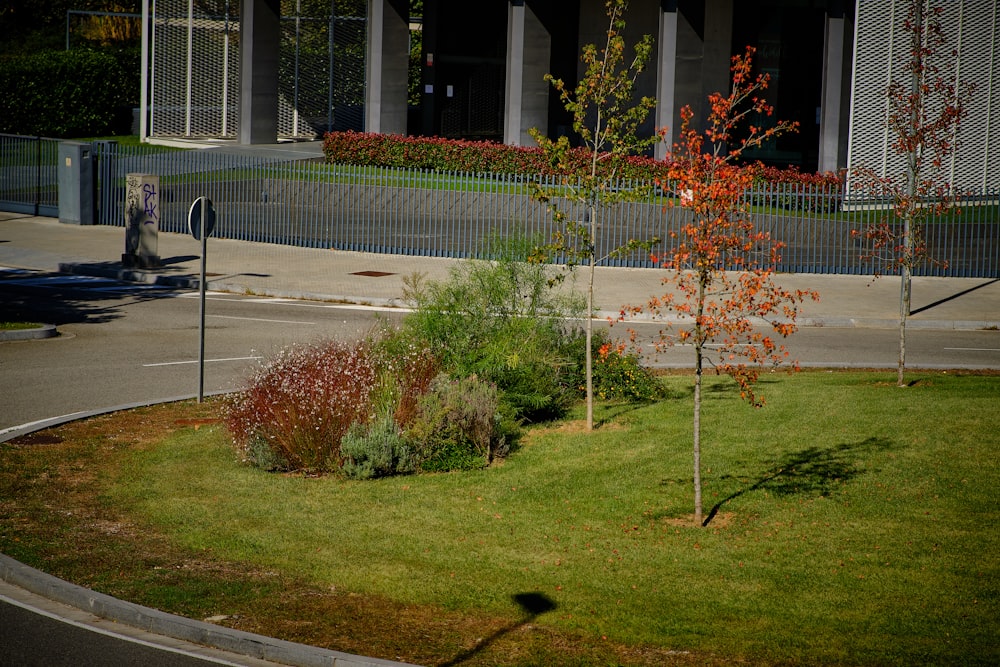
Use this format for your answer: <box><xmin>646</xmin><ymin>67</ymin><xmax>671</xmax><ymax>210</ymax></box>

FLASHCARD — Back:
<box><xmin>702</xmin><ymin>436</ymin><xmax>897</xmax><ymax>527</ymax></box>
<box><xmin>440</xmin><ymin>592</ymin><xmax>557</xmax><ymax>666</ymax></box>
<box><xmin>593</xmin><ymin>400</ymin><xmax>659</xmax><ymax>427</ymax></box>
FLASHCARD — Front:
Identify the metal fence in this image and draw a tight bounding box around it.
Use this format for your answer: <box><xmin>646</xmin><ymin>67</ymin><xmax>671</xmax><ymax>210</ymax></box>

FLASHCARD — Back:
<box><xmin>2</xmin><ymin>135</ymin><xmax>998</xmax><ymax>277</ymax></box>
<box><xmin>0</xmin><ymin>135</ymin><xmax>61</xmax><ymax>217</ymax></box>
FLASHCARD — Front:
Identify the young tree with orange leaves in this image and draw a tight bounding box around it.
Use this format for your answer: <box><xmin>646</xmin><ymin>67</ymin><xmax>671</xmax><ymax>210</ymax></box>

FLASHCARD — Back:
<box><xmin>850</xmin><ymin>0</ymin><xmax>973</xmax><ymax>387</ymax></box>
<box><xmin>625</xmin><ymin>46</ymin><xmax>818</xmax><ymax>526</ymax></box>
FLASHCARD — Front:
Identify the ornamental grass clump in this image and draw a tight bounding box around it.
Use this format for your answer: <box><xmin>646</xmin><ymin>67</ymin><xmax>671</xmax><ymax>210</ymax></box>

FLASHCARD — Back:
<box><xmin>223</xmin><ymin>336</ymin><xmax>441</xmax><ymax>474</ymax></box>
<box><xmin>223</xmin><ymin>339</ymin><xmax>380</xmax><ymax>472</ymax></box>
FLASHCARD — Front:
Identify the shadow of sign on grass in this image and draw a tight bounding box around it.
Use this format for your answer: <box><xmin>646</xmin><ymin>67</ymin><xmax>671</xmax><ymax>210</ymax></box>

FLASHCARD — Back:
<box><xmin>440</xmin><ymin>592</ymin><xmax>557</xmax><ymax>666</ymax></box>
<box><xmin>702</xmin><ymin>436</ymin><xmax>896</xmax><ymax>526</ymax></box>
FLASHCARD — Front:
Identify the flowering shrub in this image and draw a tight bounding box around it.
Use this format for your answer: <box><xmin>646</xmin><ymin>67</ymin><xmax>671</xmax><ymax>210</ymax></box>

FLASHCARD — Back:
<box><xmin>223</xmin><ymin>340</ymin><xmax>378</xmax><ymax>472</ymax></box>
<box><xmin>592</xmin><ymin>340</ymin><xmax>665</xmax><ymax>402</ymax></box>
<box><xmin>223</xmin><ymin>335</ymin><xmax>439</xmax><ymax>474</ymax></box>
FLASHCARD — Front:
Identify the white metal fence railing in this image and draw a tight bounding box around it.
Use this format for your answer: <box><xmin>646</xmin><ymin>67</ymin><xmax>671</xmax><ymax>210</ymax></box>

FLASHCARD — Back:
<box><xmin>2</xmin><ymin>135</ymin><xmax>998</xmax><ymax>277</ymax></box>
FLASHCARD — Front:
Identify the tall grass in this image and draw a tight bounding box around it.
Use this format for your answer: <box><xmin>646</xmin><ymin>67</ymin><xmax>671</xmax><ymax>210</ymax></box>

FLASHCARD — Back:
<box><xmin>113</xmin><ymin>371</ymin><xmax>999</xmax><ymax>665</ymax></box>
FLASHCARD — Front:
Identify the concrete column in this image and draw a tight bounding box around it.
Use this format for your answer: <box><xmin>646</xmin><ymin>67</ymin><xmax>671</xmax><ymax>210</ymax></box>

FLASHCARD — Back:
<box><xmin>672</xmin><ymin>0</ymin><xmax>733</xmax><ymax>134</ymax></box>
<box><xmin>702</xmin><ymin>0</ymin><xmax>733</xmax><ymax>115</ymax></box>
<box><xmin>818</xmin><ymin>13</ymin><xmax>846</xmax><ymax>173</ymax></box>
<box><xmin>655</xmin><ymin>2</ymin><xmax>678</xmax><ymax>159</ymax></box>
<box><xmin>366</xmin><ymin>0</ymin><xmax>410</xmax><ymax>135</ymax></box>
<box><xmin>505</xmin><ymin>0</ymin><xmax>550</xmax><ymax>146</ymax></box>
<box><xmin>239</xmin><ymin>0</ymin><xmax>280</xmax><ymax>145</ymax></box>
<box><xmin>140</xmin><ymin>0</ymin><xmax>150</xmax><ymax>140</ymax></box>
<box><xmin>420</xmin><ymin>0</ymin><xmax>439</xmax><ymax>136</ymax></box>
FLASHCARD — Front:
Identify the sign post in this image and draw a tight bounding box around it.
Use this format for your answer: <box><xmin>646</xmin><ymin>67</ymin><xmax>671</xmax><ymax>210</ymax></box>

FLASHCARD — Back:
<box><xmin>188</xmin><ymin>197</ymin><xmax>216</xmax><ymax>403</ymax></box>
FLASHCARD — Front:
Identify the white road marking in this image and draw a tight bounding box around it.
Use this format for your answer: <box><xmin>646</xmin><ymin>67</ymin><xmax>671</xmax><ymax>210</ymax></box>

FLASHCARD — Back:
<box><xmin>944</xmin><ymin>347</ymin><xmax>1000</xmax><ymax>352</ymax></box>
<box><xmin>143</xmin><ymin>356</ymin><xmax>262</xmax><ymax>367</ymax></box>
<box><xmin>208</xmin><ymin>314</ymin><xmax>316</xmax><ymax>325</ymax></box>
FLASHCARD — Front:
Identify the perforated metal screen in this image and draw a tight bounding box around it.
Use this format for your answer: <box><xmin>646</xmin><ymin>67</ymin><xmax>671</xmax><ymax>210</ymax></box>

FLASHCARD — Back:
<box><xmin>847</xmin><ymin>0</ymin><xmax>999</xmax><ymax>192</ymax></box>
<box><xmin>149</xmin><ymin>0</ymin><xmax>366</xmax><ymax>140</ymax></box>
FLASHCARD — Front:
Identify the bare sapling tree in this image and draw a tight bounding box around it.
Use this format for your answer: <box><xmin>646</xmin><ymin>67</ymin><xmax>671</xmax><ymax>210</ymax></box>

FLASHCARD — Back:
<box><xmin>624</xmin><ymin>46</ymin><xmax>818</xmax><ymax>526</ymax></box>
<box><xmin>850</xmin><ymin>0</ymin><xmax>973</xmax><ymax>387</ymax></box>
<box><xmin>529</xmin><ymin>0</ymin><xmax>661</xmax><ymax>431</ymax></box>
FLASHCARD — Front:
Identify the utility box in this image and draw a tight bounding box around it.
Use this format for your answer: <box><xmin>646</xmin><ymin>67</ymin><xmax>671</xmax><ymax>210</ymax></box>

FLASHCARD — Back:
<box><xmin>123</xmin><ymin>173</ymin><xmax>161</xmax><ymax>268</ymax></box>
<box><xmin>57</xmin><ymin>142</ymin><xmax>94</xmax><ymax>225</ymax></box>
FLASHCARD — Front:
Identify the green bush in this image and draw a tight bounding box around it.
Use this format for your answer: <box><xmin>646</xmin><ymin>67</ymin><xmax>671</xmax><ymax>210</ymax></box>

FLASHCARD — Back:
<box><xmin>402</xmin><ymin>234</ymin><xmax>588</xmax><ymax>422</ymax></box>
<box><xmin>407</xmin><ymin>374</ymin><xmax>509</xmax><ymax>472</ymax></box>
<box><xmin>592</xmin><ymin>338</ymin><xmax>666</xmax><ymax>402</ymax></box>
<box><xmin>0</xmin><ymin>47</ymin><xmax>138</xmax><ymax>137</ymax></box>
<box><xmin>244</xmin><ymin>432</ymin><xmax>291</xmax><ymax>472</ymax></box>
<box><xmin>341</xmin><ymin>414</ymin><xmax>417</xmax><ymax>480</ymax></box>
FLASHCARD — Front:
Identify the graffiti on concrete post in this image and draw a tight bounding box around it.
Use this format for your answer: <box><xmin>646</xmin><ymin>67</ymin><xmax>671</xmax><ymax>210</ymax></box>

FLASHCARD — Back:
<box><xmin>123</xmin><ymin>173</ymin><xmax>161</xmax><ymax>268</ymax></box>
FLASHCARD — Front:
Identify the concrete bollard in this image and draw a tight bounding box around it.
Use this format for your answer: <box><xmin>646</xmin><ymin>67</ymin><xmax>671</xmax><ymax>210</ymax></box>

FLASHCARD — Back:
<box><xmin>122</xmin><ymin>173</ymin><xmax>161</xmax><ymax>268</ymax></box>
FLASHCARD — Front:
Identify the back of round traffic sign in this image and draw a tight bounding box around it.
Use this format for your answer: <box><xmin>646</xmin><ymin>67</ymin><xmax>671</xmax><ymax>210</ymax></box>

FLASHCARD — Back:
<box><xmin>188</xmin><ymin>196</ymin><xmax>216</xmax><ymax>241</ymax></box>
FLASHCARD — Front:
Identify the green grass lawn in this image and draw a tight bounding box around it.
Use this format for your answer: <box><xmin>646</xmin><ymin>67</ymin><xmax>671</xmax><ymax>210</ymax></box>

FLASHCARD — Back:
<box><xmin>97</xmin><ymin>371</ymin><xmax>999</xmax><ymax>666</ymax></box>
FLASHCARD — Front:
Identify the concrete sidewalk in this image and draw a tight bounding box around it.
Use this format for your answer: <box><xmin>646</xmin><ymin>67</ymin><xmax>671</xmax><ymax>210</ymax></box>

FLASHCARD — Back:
<box><xmin>1</xmin><ymin>211</ymin><xmax>998</xmax><ymax>330</ymax></box>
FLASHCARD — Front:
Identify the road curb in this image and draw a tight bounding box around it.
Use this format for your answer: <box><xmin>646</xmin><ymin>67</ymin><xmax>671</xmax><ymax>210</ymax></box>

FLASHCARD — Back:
<box><xmin>0</xmin><ymin>554</ymin><xmax>413</xmax><ymax>667</ymax></box>
<box><xmin>0</xmin><ymin>323</ymin><xmax>57</xmax><ymax>341</ymax></box>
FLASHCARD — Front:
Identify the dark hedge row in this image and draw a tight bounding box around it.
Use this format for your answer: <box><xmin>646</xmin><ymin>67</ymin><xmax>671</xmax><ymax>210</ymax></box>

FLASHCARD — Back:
<box><xmin>0</xmin><ymin>47</ymin><xmax>139</xmax><ymax>138</ymax></box>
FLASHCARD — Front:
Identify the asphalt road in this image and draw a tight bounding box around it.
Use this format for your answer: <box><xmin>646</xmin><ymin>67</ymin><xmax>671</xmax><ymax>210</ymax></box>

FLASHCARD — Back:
<box><xmin>2</xmin><ymin>269</ymin><xmax>998</xmax><ymax>432</ymax></box>
<box><xmin>0</xmin><ymin>272</ymin><xmax>403</xmax><ymax>432</ymax></box>
<box><xmin>0</xmin><ymin>581</ymin><xmax>284</xmax><ymax>667</ymax></box>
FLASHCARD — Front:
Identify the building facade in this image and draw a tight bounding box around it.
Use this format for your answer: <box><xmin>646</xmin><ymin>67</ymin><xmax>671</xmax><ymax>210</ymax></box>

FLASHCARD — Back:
<box><xmin>140</xmin><ymin>0</ymin><xmax>998</xmax><ymax>187</ymax></box>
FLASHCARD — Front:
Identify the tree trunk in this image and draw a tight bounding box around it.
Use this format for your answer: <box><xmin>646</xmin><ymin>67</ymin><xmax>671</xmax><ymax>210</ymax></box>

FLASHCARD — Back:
<box><xmin>693</xmin><ymin>348</ymin><xmax>703</xmax><ymax>526</ymax></box>
<box><xmin>898</xmin><ymin>261</ymin><xmax>911</xmax><ymax>387</ymax></box>
<box><xmin>693</xmin><ymin>273</ymin><xmax>706</xmax><ymax>525</ymax></box>
<box><xmin>586</xmin><ymin>261</ymin><xmax>594</xmax><ymax>430</ymax></box>
<box><xmin>585</xmin><ymin>201</ymin><xmax>599</xmax><ymax>431</ymax></box>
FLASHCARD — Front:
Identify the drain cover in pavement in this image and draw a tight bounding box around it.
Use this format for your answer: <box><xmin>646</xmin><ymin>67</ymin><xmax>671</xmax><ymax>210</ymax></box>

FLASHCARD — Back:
<box><xmin>351</xmin><ymin>271</ymin><xmax>395</xmax><ymax>277</ymax></box>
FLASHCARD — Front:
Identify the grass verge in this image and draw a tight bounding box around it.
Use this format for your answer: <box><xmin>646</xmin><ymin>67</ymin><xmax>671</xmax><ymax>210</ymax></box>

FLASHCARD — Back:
<box><xmin>1</xmin><ymin>370</ymin><xmax>997</xmax><ymax>666</ymax></box>
<box><xmin>1</xmin><ymin>321</ymin><xmax>43</xmax><ymax>330</ymax></box>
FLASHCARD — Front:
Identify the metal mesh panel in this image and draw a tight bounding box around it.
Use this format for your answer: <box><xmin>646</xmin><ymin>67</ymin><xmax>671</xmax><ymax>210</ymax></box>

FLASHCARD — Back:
<box><xmin>329</xmin><ymin>15</ymin><xmax>367</xmax><ymax>133</ymax></box>
<box><xmin>278</xmin><ymin>9</ymin><xmax>367</xmax><ymax>137</ymax></box>
<box><xmin>150</xmin><ymin>0</ymin><xmax>239</xmax><ymax>138</ymax></box>
<box><xmin>150</xmin><ymin>1</ymin><xmax>366</xmax><ymax>140</ymax></box>
<box><xmin>847</xmin><ymin>0</ymin><xmax>999</xmax><ymax>192</ymax></box>
<box><xmin>950</xmin><ymin>1</ymin><xmax>999</xmax><ymax>190</ymax></box>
